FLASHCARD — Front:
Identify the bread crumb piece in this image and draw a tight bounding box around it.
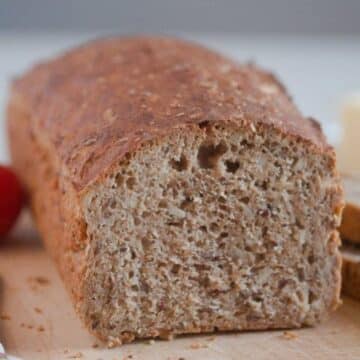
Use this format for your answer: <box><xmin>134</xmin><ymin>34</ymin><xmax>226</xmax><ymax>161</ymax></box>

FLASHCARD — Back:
<box><xmin>281</xmin><ymin>331</ymin><xmax>298</xmax><ymax>340</ymax></box>
<box><xmin>37</xmin><ymin>325</ymin><xmax>45</xmax><ymax>332</ymax></box>
<box><xmin>189</xmin><ymin>342</ymin><xmax>208</xmax><ymax>349</ymax></box>
<box><xmin>34</xmin><ymin>276</ymin><xmax>50</xmax><ymax>285</ymax></box>
<box><xmin>92</xmin><ymin>343</ymin><xmax>99</xmax><ymax>348</ymax></box>
<box><xmin>206</xmin><ymin>336</ymin><xmax>216</xmax><ymax>342</ymax></box>
<box><xmin>0</xmin><ymin>314</ymin><xmax>11</xmax><ymax>320</ymax></box>
<box><xmin>67</xmin><ymin>352</ymin><xmax>83</xmax><ymax>359</ymax></box>
<box><xmin>34</xmin><ymin>307</ymin><xmax>43</xmax><ymax>314</ymax></box>
<box><xmin>146</xmin><ymin>339</ymin><xmax>155</xmax><ymax>345</ymax></box>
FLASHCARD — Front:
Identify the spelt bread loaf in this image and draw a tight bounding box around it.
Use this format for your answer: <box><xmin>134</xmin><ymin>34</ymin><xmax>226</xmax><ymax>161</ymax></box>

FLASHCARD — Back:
<box><xmin>339</xmin><ymin>174</ymin><xmax>360</xmax><ymax>244</ymax></box>
<box><xmin>342</xmin><ymin>244</ymin><xmax>360</xmax><ymax>301</ymax></box>
<box><xmin>7</xmin><ymin>36</ymin><xmax>343</xmax><ymax>344</ymax></box>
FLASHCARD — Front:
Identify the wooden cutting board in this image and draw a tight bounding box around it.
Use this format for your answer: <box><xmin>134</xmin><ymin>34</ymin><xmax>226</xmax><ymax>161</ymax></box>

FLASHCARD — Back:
<box><xmin>1</xmin><ymin>214</ymin><xmax>360</xmax><ymax>360</ymax></box>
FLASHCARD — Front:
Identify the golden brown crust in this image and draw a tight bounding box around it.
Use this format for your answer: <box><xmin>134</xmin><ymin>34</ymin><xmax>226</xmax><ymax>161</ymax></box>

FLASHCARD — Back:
<box><xmin>340</xmin><ymin>203</ymin><xmax>360</xmax><ymax>245</ymax></box>
<box><xmin>7</xmin><ymin>98</ymin><xmax>87</xmax><ymax>313</ymax></box>
<box><xmin>12</xmin><ymin>36</ymin><xmax>330</xmax><ymax>191</ymax></box>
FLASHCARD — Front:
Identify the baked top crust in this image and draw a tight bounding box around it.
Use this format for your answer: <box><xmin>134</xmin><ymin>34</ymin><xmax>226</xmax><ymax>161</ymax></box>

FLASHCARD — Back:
<box><xmin>11</xmin><ymin>36</ymin><xmax>330</xmax><ymax>191</ymax></box>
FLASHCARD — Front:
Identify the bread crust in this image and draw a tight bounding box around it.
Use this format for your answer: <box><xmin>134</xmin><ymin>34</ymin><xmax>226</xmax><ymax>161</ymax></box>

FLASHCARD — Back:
<box><xmin>7</xmin><ymin>36</ymin><xmax>343</xmax><ymax>343</ymax></box>
<box><xmin>11</xmin><ymin>36</ymin><xmax>331</xmax><ymax>192</ymax></box>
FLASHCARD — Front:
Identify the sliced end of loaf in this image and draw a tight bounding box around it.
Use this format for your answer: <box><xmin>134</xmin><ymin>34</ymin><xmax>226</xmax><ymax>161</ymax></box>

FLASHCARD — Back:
<box><xmin>80</xmin><ymin>121</ymin><xmax>342</xmax><ymax>344</ymax></box>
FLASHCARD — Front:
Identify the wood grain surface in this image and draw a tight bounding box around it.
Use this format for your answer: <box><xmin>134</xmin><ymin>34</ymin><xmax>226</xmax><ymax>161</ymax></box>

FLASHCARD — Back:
<box><xmin>1</xmin><ymin>214</ymin><xmax>360</xmax><ymax>360</ymax></box>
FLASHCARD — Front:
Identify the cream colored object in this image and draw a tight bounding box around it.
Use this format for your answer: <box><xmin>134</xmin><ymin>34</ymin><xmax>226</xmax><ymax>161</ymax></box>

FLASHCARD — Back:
<box><xmin>337</xmin><ymin>93</ymin><xmax>360</xmax><ymax>174</ymax></box>
<box><xmin>0</xmin><ymin>214</ymin><xmax>359</xmax><ymax>360</ymax></box>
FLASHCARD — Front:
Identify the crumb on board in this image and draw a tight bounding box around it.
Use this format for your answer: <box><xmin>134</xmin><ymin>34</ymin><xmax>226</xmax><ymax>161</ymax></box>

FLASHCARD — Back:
<box><xmin>27</xmin><ymin>324</ymin><xmax>34</xmax><ymax>329</ymax></box>
<box><xmin>0</xmin><ymin>314</ymin><xmax>11</xmax><ymax>320</ymax></box>
<box><xmin>281</xmin><ymin>331</ymin><xmax>298</xmax><ymax>340</ymax></box>
<box><xmin>189</xmin><ymin>342</ymin><xmax>208</xmax><ymax>349</ymax></box>
<box><xmin>37</xmin><ymin>325</ymin><xmax>45</xmax><ymax>332</ymax></box>
<box><xmin>67</xmin><ymin>352</ymin><xmax>83</xmax><ymax>359</ymax></box>
<box><xmin>34</xmin><ymin>307</ymin><xmax>43</xmax><ymax>314</ymax></box>
<box><xmin>27</xmin><ymin>276</ymin><xmax>50</xmax><ymax>292</ymax></box>
<box><xmin>146</xmin><ymin>339</ymin><xmax>155</xmax><ymax>345</ymax></box>
<box><xmin>206</xmin><ymin>336</ymin><xmax>216</xmax><ymax>342</ymax></box>
<box><xmin>28</xmin><ymin>276</ymin><xmax>50</xmax><ymax>286</ymax></box>
<box><xmin>92</xmin><ymin>343</ymin><xmax>99</xmax><ymax>348</ymax></box>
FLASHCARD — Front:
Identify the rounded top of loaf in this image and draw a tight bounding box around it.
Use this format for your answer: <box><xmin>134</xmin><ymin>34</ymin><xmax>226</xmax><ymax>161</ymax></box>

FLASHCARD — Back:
<box><xmin>11</xmin><ymin>36</ymin><xmax>331</xmax><ymax>191</ymax></box>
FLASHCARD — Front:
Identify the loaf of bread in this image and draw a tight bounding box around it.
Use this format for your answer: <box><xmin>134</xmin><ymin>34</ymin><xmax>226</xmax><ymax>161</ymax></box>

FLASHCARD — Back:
<box><xmin>7</xmin><ymin>36</ymin><xmax>343</xmax><ymax>344</ymax></box>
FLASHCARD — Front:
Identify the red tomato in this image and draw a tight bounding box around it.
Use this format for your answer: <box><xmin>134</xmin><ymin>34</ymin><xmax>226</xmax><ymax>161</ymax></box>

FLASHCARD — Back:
<box><xmin>0</xmin><ymin>165</ymin><xmax>23</xmax><ymax>236</ymax></box>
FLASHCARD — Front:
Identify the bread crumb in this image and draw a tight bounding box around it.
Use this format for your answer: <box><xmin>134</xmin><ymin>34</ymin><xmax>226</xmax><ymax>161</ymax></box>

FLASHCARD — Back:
<box><xmin>67</xmin><ymin>352</ymin><xmax>83</xmax><ymax>359</ymax></box>
<box><xmin>189</xmin><ymin>342</ymin><xmax>208</xmax><ymax>349</ymax></box>
<box><xmin>28</xmin><ymin>276</ymin><xmax>50</xmax><ymax>291</ymax></box>
<box><xmin>34</xmin><ymin>307</ymin><xmax>43</xmax><ymax>314</ymax></box>
<box><xmin>206</xmin><ymin>336</ymin><xmax>216</xmax><ymax>342</ymax></box>
<box><xmin>27</xmin><ymin>324</ymin><xmax>34</xmax><ymax>329</ymax></box>
<box><xmin>0</xmin><ymin>314</ymin><xmax>11</xmax><ymax>320</ymax></box>
<box><xmin>37</xmin><ymin>325</ymin><xmax>45</xmax><ymax>332</ymax></box>
<box><xmin>281</xmin><ymin>331</ymin><xmax>298</xmax><ymax>340</ymax></box>
<box><xmin>146</xmin><ymin>339</ymin><xmax>155</xmax><ymax>345</ymax></box>
<box><xmin>92</xmin><ymin>343</ymin><xmax>99</xmax><ymax>348</ymax></box>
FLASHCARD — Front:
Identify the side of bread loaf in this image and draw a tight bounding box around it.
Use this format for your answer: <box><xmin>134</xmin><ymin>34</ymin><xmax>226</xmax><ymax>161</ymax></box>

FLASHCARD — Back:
<box><xmin>339</xmin><ymin>175</ymin><xmax>360</xmax><ymax>244</ymax></box>
<box><xmin>7</xmin><ymin>37</ymin><xmax>343</xmax><ymax>344</ymax></box>
<box><xmin>342</xmin><ymin>244</ymin><xmax>360</xmax><ymax>300</ymax></box>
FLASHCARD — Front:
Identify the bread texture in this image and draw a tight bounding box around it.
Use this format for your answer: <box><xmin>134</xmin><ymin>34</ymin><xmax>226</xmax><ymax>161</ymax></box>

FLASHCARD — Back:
<box><xmin>7</xmin><ymin>36</ymin><xmax>343</xmax><ymax>344</ymax></box>
<box><xmin>342</xmin><ymin>244</ymin><xmax>360</xmax><ymax>301</ymax></box>
<box><xmin>339</xmin><ymin>174</ymin><xmax>360</xmax><ymax>244</ymax></box>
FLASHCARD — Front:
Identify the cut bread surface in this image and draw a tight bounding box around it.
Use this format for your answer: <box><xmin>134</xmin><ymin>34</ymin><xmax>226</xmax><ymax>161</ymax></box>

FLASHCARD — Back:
<box><xmin>81</xmin><ymin>122</ymin><xmax>341</xmax><ymax>342</ymax></box>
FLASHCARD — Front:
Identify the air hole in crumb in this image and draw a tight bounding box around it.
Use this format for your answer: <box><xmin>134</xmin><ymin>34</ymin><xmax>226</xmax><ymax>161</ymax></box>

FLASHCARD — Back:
<box><xmin>133</xmin><ymin>216</ymin><xmax>141</xmax><ymax>226</ymax></box>
<box><xmin>115</xmin><ymin>173</ymin><xmax>124</xmax><ymax>187</ymax></box>
<box><xmin>240</xmin><ymin>196</ymin><xmax>250</xmax><ymax>204</ymax></box>
<box><xmin>230</xmin><ymin>144</ymin><xmax>238</xmax><ymax>152</ymax></box>
<box><xmin>171</xmin><ymin>264</ymin><xmax>181</xmax><ymax>274</ymax></box>
<box><xmin>256</xmin><ymin>253</ymin><xmax>266</xmax><ymax>262</ymax></box>
<box><xmin>309</xmin><ymin>290</ymin><xmax>317</xmax><ymax>304</ymax></box>
<box><xmin>197</xmin><ymin>141</ymin><xmax>228</xmax><ymax>169</ymax></box>
<box><xmin>141</xmin><ymin>237</ymin><xmax>151</xmax><ymax>250</ymax></box>
<box><xmin>199</xmin><ymin>225</ymin><xmax>207</xmax><ymax>233</ymax></box>
<box><xmin>210</xmin><ymin>222</ymin><xmax>219</xmax><ymax>232</ymax></box>
<box><xmin>180</xmin><ymin>197</ymin><xmax>193</xmax><ymax>211</ymax></box>
<box><xmin>158</xmin><ymin>200</ymin><xmax>167</xmax><ymax>208</ymax></box>
<box><xmin>297</xmin><ymin>268</ymin><xmax>305</xmax><ymax>282</ymax></box>
<box><xmin>307</xmin><ymin>254</ymin><xmax>315</xmax><ymax>264</ymax></box>
<box><xmin>170</xmin><ymin>154</ymin><xmax>188</xmax><ymax>171</ymax></box>
<box><xmin>129</xmin><ymin>271</ymin><xmax>134</xmax><ymax>278</ymax></box>
<box><xmin>126</xmin><ymin>177</ymin><xmax>136</xmax><ymax>189</ymax></box>
<box><xmin>198</xmin><ymin>120</ymin><xmax>210</xmax><ymax>129</ymax></box>
<box><xmin>219</xmin><ymin>232</ymin><xmax>228</xmax><ymax>239</ymax></box>
<box><xmin>224</xmin><ymin>160</ymin><xmax>240</xmax><ymax>173</ymax></box>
